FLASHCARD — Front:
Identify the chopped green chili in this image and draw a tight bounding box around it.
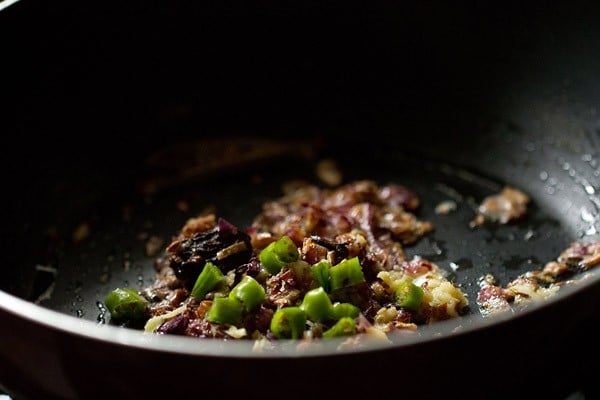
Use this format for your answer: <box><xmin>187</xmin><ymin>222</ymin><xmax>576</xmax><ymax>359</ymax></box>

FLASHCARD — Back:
<box><xmin>270</xmin><ymin>307</ymin><xmax>306</xmax><ymax>339</ymax></box>
<box><xmin>104</xmin><ymin>288</ymin><xmax>148</xmax><ymax>321</ymax></box>
<box><xmin>206</xmin><ymin>297</ymin><xmax>243</xmax><ymax>326</ymax></box>
<box><xmin>329</xmin><ymin>257</ymin><xmax>365</xmax><ymax>291</ymax></box>
<box><xmin>191</xmin><ymin>262</ymin><xmax>225</xmax><ymax>300</ymax></box>
<box><xmin>229</xmin><ymin>275</ymin><xmax>265</xmax><ymax>312</ymax></box>
<box><xmin>310</xmin><ymin>260</ymin><xmax>331</xmax><ymax>292</ymax></box>
<box><xmin>331</xmin><ymin>302</ymin><xmax>360</xmax><ymax>320</ymax></box>
<box><xmin>273</xmin><ymin>235</ymin><xmax>300</xmax><ymax>263</ymax></box>
<box><xmin>259</xmin><ymin>235</ymin><xmax>299</xmax><ymax>275</ymax></box>
<box><xmin>300</xmin><ymin>287</ymin><xmax>334</xmax><ymax>322</ymax></box>
<box><xmin>395</xmin><ymin>281</ymin><xmax>424</xmax><ymax>310</ymax></box>
<box><xmin>323</xmin><ymin>317</ymin><xmax>356</xmax><ymax>338</ymax></box>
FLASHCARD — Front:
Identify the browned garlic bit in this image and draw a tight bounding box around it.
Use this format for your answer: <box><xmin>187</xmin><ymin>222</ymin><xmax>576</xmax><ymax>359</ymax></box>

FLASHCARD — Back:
<box><xmin>471</xmin><ymin>186</ymin><xmax>530</xmax><ymax>227</ymax></box>
<box><xmin>435</xmin><ymin>200</ymin><xmax>457</xmax><ymax>215</ymax></box>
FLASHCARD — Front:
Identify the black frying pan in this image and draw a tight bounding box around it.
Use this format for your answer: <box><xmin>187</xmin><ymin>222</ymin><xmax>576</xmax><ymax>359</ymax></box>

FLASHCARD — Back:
<box><xmin>1</xmin><ymin>1</ymin><xmax>600</xmax><ymax>399</ymax></box>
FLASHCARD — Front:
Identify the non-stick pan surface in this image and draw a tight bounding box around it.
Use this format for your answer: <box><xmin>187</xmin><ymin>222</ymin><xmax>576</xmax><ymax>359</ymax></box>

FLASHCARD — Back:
<box><xmin>2</xmin><ymin>1</ymin><xmax>600</xmax><ymax>399</ymax></box>
<box><xmin>6</xmin><ymin>137</ymin><xmax>587</xmax><ymax>325</ymax></box>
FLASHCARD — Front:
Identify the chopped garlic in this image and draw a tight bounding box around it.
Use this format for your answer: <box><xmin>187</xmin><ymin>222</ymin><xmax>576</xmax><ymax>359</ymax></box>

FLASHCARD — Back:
<box><xmin>507</xmin><ymin>282</ymin><xmax>559</xmax><ymax>305</ymax></box>
<box><xmin>429</xmin><ymin>281</ymin><xmax>469</xmax><ymax>318</ymax></box>
<box><xmin>225</xmin><ymin>326</ymin><xmax>248</xmax><ymax>339</ymax></box>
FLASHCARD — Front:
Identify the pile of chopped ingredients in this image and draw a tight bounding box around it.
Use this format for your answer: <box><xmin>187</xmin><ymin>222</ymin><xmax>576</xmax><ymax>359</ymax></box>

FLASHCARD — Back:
<box><xmin>103</xmin><ymin>180</ymin><xmax>600</xmax><ymax>343</ymax></box>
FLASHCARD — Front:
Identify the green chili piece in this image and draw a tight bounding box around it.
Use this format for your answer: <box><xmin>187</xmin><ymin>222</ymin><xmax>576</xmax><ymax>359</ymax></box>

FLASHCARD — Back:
<box><xmin>259</xmin><ymin>236</ymin><xmax>299</xmax><ymax>274</ymax></box>
<box><xmin>104</xmin><ymin>288</ymin><xmax>148</xmax><ymax>321</ymax></box>
<box><xmin>323</xmin><ymin>317</ymin><xmax>356</xmax><ymax>338</ymax></box>
<box><xmin>329</xmin><ymin>257</ymin><xmax>365</xmax><ymax>291</ymax></box>
<box><xmin>310</xmin><ymin>260</ymin><xmax>331</xmax><ymax>292</ymax></box>
<box><xmin>273</xmin><ymin>235</ymin><xmax>299</xmax><ymax>263</ymax></box>
<box><xmin>395</xmin><ymin>281</ymin><xmax>424</xmax><ymax>310</ymax></box>
<box><xmin>331</xmin><ymin>302</ymin><xmax>360</xmax><ymax>320</ymax></box>
<box><xmin>270</xmin><ymin>307</ymin><xmax>306</xmax><ymax>339</ymax></box>
<box><xmin>206</xmin><ymin>297</ymin><xmax>243</xmax><ymax>326</ymax></box>
<box><xmin>229</xmin><ymin>275</ymin><xmax>266</xmax><ymax>312</ymax></box>
<box><xmin>259</xmin><ymin>241</ymin><xmax>286</xmax><ymax>274</ymax></box>
<box><xmin>191</xmin><ymin>262</ymin><xmax>225</xmax><ymax>300</ymax></box>
<box><xmin>300</xmin><ymin>287</ymin><xmax>334</xmax><ymax>322</ymax></box>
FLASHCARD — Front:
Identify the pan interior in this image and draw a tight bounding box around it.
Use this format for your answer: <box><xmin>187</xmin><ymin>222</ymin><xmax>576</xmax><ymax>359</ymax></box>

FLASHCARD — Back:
<box><xmin>19</xmin><ymin>144</ymin><xmax>586</xmax><ymax>334</ymax></box>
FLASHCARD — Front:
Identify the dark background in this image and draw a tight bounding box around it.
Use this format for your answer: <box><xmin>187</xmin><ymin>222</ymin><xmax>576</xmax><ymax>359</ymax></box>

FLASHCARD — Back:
<box><xmin>3</xmin><ymin>0</ymin><xmax>600</xmax><ymax>227</ymax></box>
<box><xmin>3</xmin><ymin>1</ymin><xmax>600</xmax><ymax>151</ymax></box>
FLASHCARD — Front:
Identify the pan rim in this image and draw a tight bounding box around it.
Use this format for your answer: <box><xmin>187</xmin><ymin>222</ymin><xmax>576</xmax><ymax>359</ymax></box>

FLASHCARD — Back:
<box><xmin>1</xmin><ymin>272</ymin><xmax>597</xmax><ymax>358</ymax></box>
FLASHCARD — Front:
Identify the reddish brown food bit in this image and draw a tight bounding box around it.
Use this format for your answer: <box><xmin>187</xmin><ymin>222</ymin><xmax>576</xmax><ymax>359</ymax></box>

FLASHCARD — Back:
<box><xmin>471</xmin><ymin>186</ymin><xmax>530</xmax><ymax>227</ymax></box>
<box><xmin>251</xmin><ymin>180</ymin><xmax>432</xmax><ymax>252</ymax></box>
<box><xmin>377</xmin><ymin>207</ymin><xmax>434</xmax><ymax>245</ymax></box>
<box><xmin>354</xmin><ymin>314</ymin><xmax>374</xmax><ymax>334</ymax></box>
<box><xmin>477</xmin><ymin>285</ymin><xmax>507</xmax><ymax>304</ymax></box>
<box><xmin>301</xmin><ymin>237</ymin><xmax>329</xmax><ymax>265</ymax></box>
<box><xmin>180</xmin><ymin>214</ymin><xmax>216</xmax><ymax>238</ymax></box>
<box><xmin>236</xmin><ymin>256</ymin><xmax>262</xmax><ymax>278</ymax></box>
<box><xmin>425</xmin><ymin>303</ymin><xmax>450</xmax><ymax>322</ymax></box>
<box><xmin>401</xmin><ymin>257</ymin><xmax>434</xmax><ymax>276</ymax></box>
<box><xmin>321</xmin><ymin>180</ymin><xmax>379</xmax><ymax>209</ymax></box>
<box><xmin>335</xmin><ymin>233</ymin><xmax>367</xmax><ymax>260</ymax></box>
<box><xmin>379</xmin><ymin>184</ymin><xmax>420</xmax><ymax>211</ymax></box>
<box><xmin>542</xmin><ymin>261</ymin><xmax>571</xmax><ymax>277</ymax></box>
<box><xmin>157</xmin><ymin>313</ymin><xmax>189</xmax><ymax>335</ymax></box>
<box><xmin>558</xmin><ymin>240</ymin><xmax>600</xmax><ymax>269</ymax></box>
<box><xmin>266</xmin><ymin>268</ymin><xmax>303</xmax><ymax>308</ymax></box>
<box><xmin>248</xmin><ymin>229</ymin><xmax>275</xmax><ymax>250</ymax></box>
<box><xmin>186</xmin><ymin>318</ymin><xmax>228</xmax><ymax>338</ymax></box>
<box><xmin>167</xmin><ymin>288</ymin><xmax>189</xmax><ymax>308</ymax></box>
<box><xmin>476</xmin><ymin>284</ymin><xmax>512</xmax><ymax>316</ymax></box>
<box><xmin>195</xmin><ymin>300</ymin><xmax>213</xmax><ymax>319</ymax></box>
<box><xmin>244</xmin><ymin>305</ymin><xmax>274</xmax><ymax>334</ymax></box>
<box><xmin>367</xmin><ymin>235</ymin><xmax>404</xmax><ymax>272</ymax></box>
<box><xmin>168</xmin><ymin>218</ymin><xmax>253</xmax><ymax>287</ymax></box>
<box><xmin>303</xmin><ymin>204</ymin><xmax>326</xmax><ymax>234</ymax></box>
<box><xmin>392</xmin><ymin>308</ymin><xmax>414</xmax><ymax>325</ymax></box>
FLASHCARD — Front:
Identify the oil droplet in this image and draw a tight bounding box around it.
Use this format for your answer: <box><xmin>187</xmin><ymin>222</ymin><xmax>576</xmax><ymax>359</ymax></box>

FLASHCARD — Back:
<box><xmin>539</xmin><ymin>171</ymin><xmax>548</xmax><ymax>181</ymax></box>
<box><xmin>523</xmin><ymin>229</ymin><xmax>535</xmax><ymax>241</ymax></box>
<box><xmin>585</xmin><ymin>185</ymin><xmax>596</xmax><ymax>195</ymax></box>
<box><xmin>580</xmin><ymin>207</ymin><xmax>595</xmax><ymax>223</ymax></box>
<box><xmin>96</xmin><ymin>301</ymin><xmax>106</xmax><ymax>324</ymax></box>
